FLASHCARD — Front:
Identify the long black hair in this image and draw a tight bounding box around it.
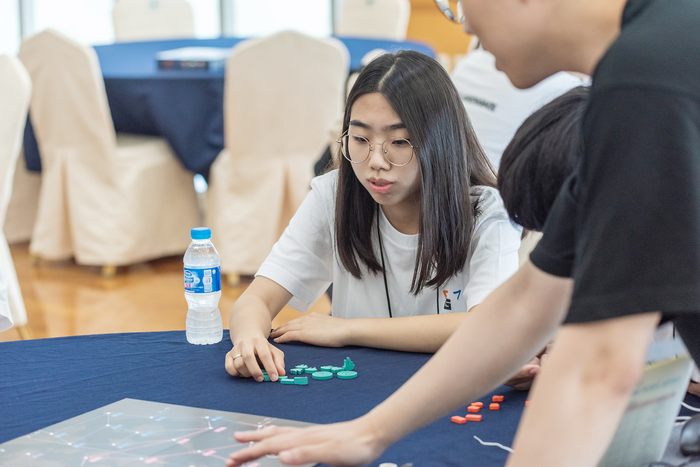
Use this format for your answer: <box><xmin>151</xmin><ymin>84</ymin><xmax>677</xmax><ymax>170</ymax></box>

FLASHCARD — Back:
<box><xmin>334</xmin><ymin>50</ymin><xmax>496</xmax><ymax>294</ymax></box>
<box><xmin>498</xmin><ymin>85</ymin><xmax>589</xmax><ymax>231</ymax></box>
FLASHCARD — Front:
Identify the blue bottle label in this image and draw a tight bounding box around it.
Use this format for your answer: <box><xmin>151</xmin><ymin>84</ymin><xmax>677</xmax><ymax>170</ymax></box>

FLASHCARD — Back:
<box><xmin>184</xmin><ymin>267</ymin><xmax>221</xmax><ymax>293</ymax></box>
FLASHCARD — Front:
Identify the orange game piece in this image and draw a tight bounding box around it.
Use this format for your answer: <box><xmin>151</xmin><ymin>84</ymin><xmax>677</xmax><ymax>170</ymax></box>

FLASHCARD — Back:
<box><xmin>470</xmin><ymin>402</ymin><xmax>483</xmax><ymax>408</ymax></box>
<box><xmin>489</xmin><ymin>403</ymin><xmax>500</xmax><ymax>410</ymax></box>
<box><xmin>465</xmin><ymin>414</ymin><xmax>482</xmax><ymax>422</ymax></box>
<box><xmin>492</xmin><ymin>395</ymin><xmax>504</xmax><ymax>402</ymax></box>
<box><xmin>467</xmin><ymin>406</ymin><xmax>480</xmax><ymax>413</ymax></box>
<box><xmin>525</xmin><ymin>401</ymin><xmax>531</xmax><ymax>407</ymax></box>
<box><xmin>451</xmin><ymin>415</ymin><xmax>467</xmax><ymax>424</ymax></box>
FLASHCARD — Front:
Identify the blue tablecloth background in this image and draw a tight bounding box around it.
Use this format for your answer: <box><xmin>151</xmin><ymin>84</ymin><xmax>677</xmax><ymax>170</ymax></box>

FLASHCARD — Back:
<box><xmin>23</xmin><ymin>37</ymin><xmax>435</xmax><ymax>179</ymax></box>
<box><xmin>0</xmin><ymin>330</ymin><xmax>524</xmax><ymax>467</ymax></box>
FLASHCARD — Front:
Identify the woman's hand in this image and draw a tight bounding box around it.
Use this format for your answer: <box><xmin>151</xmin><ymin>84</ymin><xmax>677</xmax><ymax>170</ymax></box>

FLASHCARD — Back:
<box><xmin>270</xmin><ymin>312</ymin><xmax>351</xmax><ymax>348</ymax></box>
<box><xmin>225</xmin><ymin>416</ymin><xmax>389</xmax><ymax>467</ymax></box>
<box><xmin>225</xmin><ymin>336</ymin><xmax>285</xmax><ymax>382</ymax></box>
<box><xmin>503</xmin><ymin>356</ymin><xmax>541</xmax><ymax>391</ymax></box>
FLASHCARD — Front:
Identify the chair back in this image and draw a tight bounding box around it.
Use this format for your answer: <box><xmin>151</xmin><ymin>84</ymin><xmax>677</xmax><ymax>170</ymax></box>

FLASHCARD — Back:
<box><xmin>0</xmin><ymin>56</ymin><xmax>31</xmax><ymax>225</ymax></box>
<box><xmin>336</xmin><ymin>0</ymin><xmax>411</xmax><ymax>40</ymax></box>
<box><xmin>113</xmin><ymin>0</ymin><xmax>195</xmax><ymax>42</ymax></box>
<box><xmin>224</xmin><ymin>30</ymin><xmax>349</xmax><ymax>164</ymax></box>
<box><xmin>19</xmin><ymin>29</ymin><xmax>116</xmax><ymax>175</ymax></box>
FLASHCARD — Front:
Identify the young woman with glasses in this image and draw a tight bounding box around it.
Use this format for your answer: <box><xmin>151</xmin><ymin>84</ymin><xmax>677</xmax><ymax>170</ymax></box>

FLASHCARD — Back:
<box><xmin>224</xmin><ymin>50</ymin><xmax>521</xmax><ymax>383</ymax></box>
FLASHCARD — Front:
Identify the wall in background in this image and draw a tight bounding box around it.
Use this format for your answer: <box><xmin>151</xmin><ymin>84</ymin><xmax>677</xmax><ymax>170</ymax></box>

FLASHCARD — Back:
<box><xmin>0</xmin><ymin>0</ymin><xmax>21</xmax><ymax>55</ymax></box>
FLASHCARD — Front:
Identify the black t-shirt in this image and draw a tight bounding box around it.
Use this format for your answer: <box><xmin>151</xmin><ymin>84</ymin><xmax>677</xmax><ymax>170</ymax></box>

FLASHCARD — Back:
<box><xmin>530</xmin><ymin>0</ymin><xmax>700</xmax><ymax>356</ymax></box>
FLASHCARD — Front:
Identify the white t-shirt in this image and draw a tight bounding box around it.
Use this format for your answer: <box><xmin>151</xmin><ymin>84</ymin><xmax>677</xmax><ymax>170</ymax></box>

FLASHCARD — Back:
<box><xmin>451</xmin><ymin>48</ymin><xmax>588</xmax><ymax>169</ymax></box>
<box><xmin>0</xmin><ymin>264</ymin><xmax>13</xmax><ymax>332</ymax></box>
<box><xmin>257</xmin><ymin>170</ymin><xmax>522</xmax><ymax>319</ymax></box>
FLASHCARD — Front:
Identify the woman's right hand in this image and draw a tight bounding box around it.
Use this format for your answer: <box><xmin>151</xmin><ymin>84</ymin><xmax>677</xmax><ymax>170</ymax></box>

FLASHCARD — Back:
<box><xmin>225</xmin><ymin>336</ymin><xmax>286</xmax><ymax>382</ymax></box>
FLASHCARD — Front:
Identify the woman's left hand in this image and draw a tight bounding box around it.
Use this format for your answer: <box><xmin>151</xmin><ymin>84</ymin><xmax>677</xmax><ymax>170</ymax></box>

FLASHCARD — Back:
<box><xmin>270</xmin><ymin>312</ymin><xmax>351</xmax><ymax>347</ymax></box>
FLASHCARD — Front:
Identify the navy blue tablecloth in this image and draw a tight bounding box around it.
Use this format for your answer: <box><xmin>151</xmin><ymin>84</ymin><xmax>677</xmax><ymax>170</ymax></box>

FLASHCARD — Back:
<box><xmin>0</xmin><ymin>331</ymin><xmax>524</xmax><ymax>467</ymax></box>
<box><xmin>23</xmin><ymin>37</ymin><xmax>435</xmax><ymax>179</ymax></box>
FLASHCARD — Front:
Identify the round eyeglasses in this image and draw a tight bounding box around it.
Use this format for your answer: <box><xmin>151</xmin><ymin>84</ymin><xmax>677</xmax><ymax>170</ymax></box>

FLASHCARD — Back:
<box><xmin>337</xmin><ymin>131</ymin><xmax>417</xmax><ymax>167</ymax></box>
<box><xmin>433</xmin><ymin>0</ymin><xmax>465</xmax><ymax>24</ymax></box>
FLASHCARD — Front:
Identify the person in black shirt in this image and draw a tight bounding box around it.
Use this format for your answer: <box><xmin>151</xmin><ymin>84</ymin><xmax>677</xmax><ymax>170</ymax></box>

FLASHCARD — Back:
<box><xmin>226</xmin><ymin>1</ymin><xmax>700</xmax><ymax>466</ymax></box>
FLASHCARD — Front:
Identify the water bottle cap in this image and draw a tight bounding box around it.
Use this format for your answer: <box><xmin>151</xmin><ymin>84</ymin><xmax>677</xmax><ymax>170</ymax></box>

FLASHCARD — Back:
<box><xmin>191</xmin><ymin>227</ymin><xmax>212</xmax><ymax>240</ymax></box>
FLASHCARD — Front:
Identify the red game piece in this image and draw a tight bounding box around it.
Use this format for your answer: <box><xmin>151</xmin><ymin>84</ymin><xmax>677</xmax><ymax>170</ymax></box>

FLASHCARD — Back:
<box><xmin>525</xmin><ymin>401</ymin><xmax>531</xmax><ymax>407</ymax></box>
<box><xmin>467</xmin><ymin>406</ymin><xmax>480</xmax><ymax>413</ymax></box>
<box><xmin>470</xmin><ymin>402</ymin><xmax>483</xmax><ymax>408</ymax></box>
<box><xmin>465</xmin><ymin>414</ymin><xmax>482</xmax><ymax>422</ymax></box>
<box><xmin>492</xmin><ymin>395</ymin><xmax>504</xmax><ymax>402</ymax></box>
<box><xmin>451</xmin><ymin>415</ymin><xmax>467</xmax><ymax>424</ymax></box>
<box><xmin>489</xmin><ymin>403</ymin><xmax>500</xmax><ymax>410</ymax></box>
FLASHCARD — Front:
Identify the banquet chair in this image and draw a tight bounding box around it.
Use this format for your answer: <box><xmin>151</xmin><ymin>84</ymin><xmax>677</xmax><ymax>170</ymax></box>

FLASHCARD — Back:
<box><xmin>335</xmin><ymin>0</ymin><xmax>411</xmax><ymax>41</ymax></box>
<box><xmin>3</xmin><ymin>153</ymin><xmax>41</xmax><ymax>244</ymax></box>
<box><xmin>113</xmin><ymin>0</ymin><xmax>194</xmax><ymax>42</ymax></box>
<box><xmin>19</xmin><ymin>29</ymin><xmax>200</xmax><ymax>277</ymax></box>
<box><xmin>0</xmin><ymin>55</ymin><xmax>32</xmax><ymax>338</ymax></box>
<box><xmin>206</xmin><ymin>30</ymin><xmax>349</xmax><ymax>286</ymax></box>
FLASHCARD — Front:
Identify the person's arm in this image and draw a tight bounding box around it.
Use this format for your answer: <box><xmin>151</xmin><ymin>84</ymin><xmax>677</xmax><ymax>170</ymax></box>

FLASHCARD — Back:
<box><xmin>226</xmin><ymin>261</ymin><xmax>573</xmax><ymax>466</ymax></box>
<box><xmin>270</xmin><ymin>311</ymin><xmax>469</xmax><ymax>353</ymax></box>
<box><xmin>507</xmin><ymin>311</ymin><xmax>660</xmax><ymax>467</ymax></box>
<box><xmin>224</xmin><ymin>276</ymin><xmax>293</xmax><ymax>382</ymax></box>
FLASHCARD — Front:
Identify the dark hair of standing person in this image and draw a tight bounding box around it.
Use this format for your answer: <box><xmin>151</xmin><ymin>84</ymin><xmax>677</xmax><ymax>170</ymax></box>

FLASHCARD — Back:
<box><xmin>498</xmin><ymin>85</ymin><xmax>589</xmax><ymax>232</ymax></box>
<box><xmin>334</xmin><ymin>50</ymin><xmax>497</xmax><ymax>294</ymax></box>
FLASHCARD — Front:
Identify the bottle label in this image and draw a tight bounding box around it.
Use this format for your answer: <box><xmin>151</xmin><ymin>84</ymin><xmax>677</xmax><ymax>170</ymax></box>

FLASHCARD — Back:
<box><xmin>184</xmin><ymin>267</ymin><xmax>221</xmax><ymax>293</ymax></box>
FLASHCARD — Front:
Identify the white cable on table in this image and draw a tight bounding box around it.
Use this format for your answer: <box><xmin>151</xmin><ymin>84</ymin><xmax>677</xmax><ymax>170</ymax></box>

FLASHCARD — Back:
<box><xmin>473</xmin><ymin>435</ymin><xmax>514</xmax><ymax>453</ymax></box>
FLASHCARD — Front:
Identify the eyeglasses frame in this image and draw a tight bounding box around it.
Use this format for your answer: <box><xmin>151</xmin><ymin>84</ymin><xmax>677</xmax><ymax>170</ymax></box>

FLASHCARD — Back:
<box><xmin>337</xmin><ymin>131</ymin><xmax>418</xmax><ymax>167</ymax></box>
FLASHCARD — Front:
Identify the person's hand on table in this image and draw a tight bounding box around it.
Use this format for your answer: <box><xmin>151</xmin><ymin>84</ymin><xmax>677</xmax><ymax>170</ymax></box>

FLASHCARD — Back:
<box><xmin>504</xmin><ymin>356</ymin><xmax>542</xmax><ymax>391</ymax></box>
<box><xmin>225</xmin><ymin>336</ymin><xmax>285</xmax><ymax>382</ymax></box>
<box><xmin>270</xmin><ymin>312</ymin><xmax>350</xmax><ymax>348</ymax></box>
<box><xmin>225</xmin><ymin>416</ymin><xmax>388</xmax><ymax>467</ymax></box>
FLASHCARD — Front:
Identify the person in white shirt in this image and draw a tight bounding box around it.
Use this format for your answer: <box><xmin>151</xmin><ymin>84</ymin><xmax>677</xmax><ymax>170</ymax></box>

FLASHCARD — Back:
<box><xmin>451</xmin><ymin>45</ymin><xmax>586</xmax><ymax>169</ymax></box>
<box><xmin>0</xmin><ymin>264</ymin><xmax>13</xmax><ymax>332</ymax></box>
<box><xmin>225</xmin><ymin>50</ymin><xmax>522</xmax><ymax>382</ymax></box>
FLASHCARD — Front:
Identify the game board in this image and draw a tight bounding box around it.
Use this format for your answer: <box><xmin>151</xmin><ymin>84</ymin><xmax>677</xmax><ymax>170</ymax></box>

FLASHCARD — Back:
<box><xmin>0</xmin><ymin>398</ymin><xmax>316</xmax><ymax>467</ymax></box>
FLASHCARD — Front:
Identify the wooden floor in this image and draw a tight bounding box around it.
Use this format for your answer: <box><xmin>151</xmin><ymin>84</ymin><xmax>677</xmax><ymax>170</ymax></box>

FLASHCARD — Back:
<box><xmin>0</xmin><ymin>242</ymin><xmax>331</xmax><ymax>342</ymax></box>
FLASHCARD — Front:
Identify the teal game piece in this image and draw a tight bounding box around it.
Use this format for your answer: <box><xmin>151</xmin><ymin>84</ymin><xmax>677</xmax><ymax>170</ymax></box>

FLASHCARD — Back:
<box><xmin>342</xmin><ymin>357</ymin><xmax>355</xmax><ymax>371</ymax></box>
<box><xmin>337</xmin><ymin>371</ymin><xmax>357</xmax><ymax>380</ymax></box>
<box><xmin>279</xmin><ymin>377</ymin><xmax>294</xmax><ymax>385</ymax></box>
<box><xmin>330</xmin><ymin>367</ymin><xmax>343</xmax><ymax>373</ymax></box>
<box><xmin>290</xmin><ymin>368</ymin><xmax>303</xmax><ymax>375</ymax></box>
<box><xmin>295</xmin><ymin>365</ymin><xmax>308</xmax><ymax>369</ymax></box>
<box><xmin>293</xmin><ymin>377</ymin><xmax>308</xmax><ymax>386</ymax></box>
<box><xmin>304</xmin><ymin>367</ymin><xmax>318</xmax><ymax>374</ymax></box>
<box><xmin>311</xmin><ymin>371</ymin><xmax>333</xmax><ymax>380</ymax></box>
<box><xmin>262</xmin><ymin>374</ymin><xmax>271</xmax><ymax>382</ymax></box>
<box><xmin>320</xmin><ymin>366</ymin><xmax>333</xmax><ymax>371</ymax></box>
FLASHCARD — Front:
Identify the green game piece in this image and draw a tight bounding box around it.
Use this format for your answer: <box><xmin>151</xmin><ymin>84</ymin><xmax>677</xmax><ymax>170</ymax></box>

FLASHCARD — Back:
<box><xmin>295</xmin><ymin>364</ymin><xmax>308</xmax><ymax>369</ymax></box>
<box><xmin>320</xmin><ymin>366</ymin><xmax>333</xmax><ymax>371</ymax></box>
<box><xmin>311</xmin><ymin>371</ymin><xmax>333</xmax><ymax>380</ymax></box>
<box><xmin>290</xmin><ymin>368</ymin><xmax>303</xmax><ymax>375</ymax></box>
<box><xmin>280</xmin><ymin>379</ymin><xmax>295</xmax><ymax>385</ymax></box>
<box><xmin>337</xmin><ymin>371</ymin><xmax>357</xmax><ymax>380</ymax></box>
<box><xmin>293</xmin><ymin>377</ymin><xmax>308</xmax><ymax>385</ymax></box>
<box><xmin>262</xmin><ymin>375</ymin><xmax>271</xmax><ymax>382</ymax></box>
<box><xmin>330</xmin><ymin>367</ymin><xmax>343</xmax><ymax>373</ymax></box>
<box><xmin>342</xmin><ymin>357</ymin><xmax>355</xmax><ymax>371</ymax></box>
<box><xmin>304</xmin><ymin>367</ymin><xmax>318</xmax><ymax>374</ymax></box>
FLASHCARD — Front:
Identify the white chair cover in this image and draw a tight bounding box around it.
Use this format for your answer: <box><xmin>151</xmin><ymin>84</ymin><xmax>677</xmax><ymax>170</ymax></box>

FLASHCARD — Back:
<box><xmin>206</xmin><ymin>30</ymin><xmax>349</xmax><ymax>275</ymax></box>
<box><xmin>3</xmin><ymin>153</ymin><xmax>40</xmax><ymax>244</ymax></box>
<box><xmin>336</xmin><ymin>0</ymin><xmax>411</xmax><ymax>41</ymax></box>
<box><xmin>113</xmin><ymin>0</ymin><xmax>194</xmax><ymax>42</ymax></box>
<box><xmin>0</xmin><ymin>55</ymin><xmax>32</xmax><ymax>331</ymax></box>
<box><xmin>19</xmin><ymin>29</ymin><xmax>200</xmax><ymax>267</ymax></box>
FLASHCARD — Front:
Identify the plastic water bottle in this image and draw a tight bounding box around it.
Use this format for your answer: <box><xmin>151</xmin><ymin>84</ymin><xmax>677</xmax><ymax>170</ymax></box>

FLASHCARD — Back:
<box><xmin>184</xmin><ymin>227</ymin><xmax>223</xmax><ymax>345</ymax></box>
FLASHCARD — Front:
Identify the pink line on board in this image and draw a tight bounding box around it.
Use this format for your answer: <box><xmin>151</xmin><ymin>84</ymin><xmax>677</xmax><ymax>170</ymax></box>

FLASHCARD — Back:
<box><xmin>246</xmin><ymin>463</ymin><xmax>261</xmax><ymax>467</ymax></box>
<box><xmin>89</xmin><ymin>457</ymin><xmax>103</xmax><ymax>463</ymax></box>
<box><xmin>177</xmin><ymin>438</ymin><xmax>190</xmax><ymax>444</ymax></box>
<box><xmin>202</xmin><ymin>450</ymin><xmax>216</xmax><ymax>457</ymax></box>
<box><xmin>144</xmin><ymin>457</ymin><xmax>159</xmax><ymax>464</ymax></box>
<box><xmin>214</xmin><ymin>426</ymin><xmax>227</xmax><ymax>433</ymax></box>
